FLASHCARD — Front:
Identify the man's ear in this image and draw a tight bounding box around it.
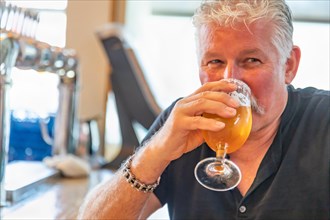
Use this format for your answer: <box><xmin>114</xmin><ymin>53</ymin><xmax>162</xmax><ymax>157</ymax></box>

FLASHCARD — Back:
<box><xmin>285</xmin><ymin>46</ymin><xmax>301</xmax><ymax>84</ymax></box>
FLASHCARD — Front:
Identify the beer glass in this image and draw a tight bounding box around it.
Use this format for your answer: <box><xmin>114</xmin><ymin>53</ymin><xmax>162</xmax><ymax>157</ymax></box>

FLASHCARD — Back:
<box><xmin>194</xmin><ymin>79</ymin><xmax>252</xmax><ymax>191</ymax></box>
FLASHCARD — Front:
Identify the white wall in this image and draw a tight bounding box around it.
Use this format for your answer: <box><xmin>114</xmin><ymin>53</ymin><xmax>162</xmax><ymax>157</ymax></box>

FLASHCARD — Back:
<box><xmin>66</xmin><ymin>1</ymin><xmax>112</xmax><ymax>148</ymax></box>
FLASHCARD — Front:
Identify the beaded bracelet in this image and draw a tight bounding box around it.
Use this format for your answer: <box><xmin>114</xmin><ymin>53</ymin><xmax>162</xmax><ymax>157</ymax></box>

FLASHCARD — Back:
<box><xmin>122</xmin><ymin>154</ymin><xmax>160</xmax><ymax>193</ymax></box>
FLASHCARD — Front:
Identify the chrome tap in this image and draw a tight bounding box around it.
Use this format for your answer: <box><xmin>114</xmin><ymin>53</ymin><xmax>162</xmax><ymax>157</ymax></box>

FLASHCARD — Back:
<box><xmin>0</xmin><ymin>3</ymin><xmax>80</xmax><ymax>205</ymax></box>
<box><xmin>46</xmin><ymin>49</ymin><xmax>80</xmax><ymax>155</ymax></box>
<box><xmin>0</xmin><ymin>5</ymin><xmax>20</xmax><ymax>205</ymax></box>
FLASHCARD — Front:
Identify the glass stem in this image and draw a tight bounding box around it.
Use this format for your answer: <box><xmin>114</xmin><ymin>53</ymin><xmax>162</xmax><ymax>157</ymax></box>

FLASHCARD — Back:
<box><xmin>206</xmin><ymin>143</ymin><xmax>228</xmax><ymax>174</ymax></box>
<box><xmin>216</xmin><ymin>143</ymin><xmax>227</xmax><ymax>164</ymax></box>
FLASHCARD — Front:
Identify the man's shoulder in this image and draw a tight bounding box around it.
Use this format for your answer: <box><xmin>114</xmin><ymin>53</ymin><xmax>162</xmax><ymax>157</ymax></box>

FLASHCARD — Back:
<box><xmin>288</xmin><ymin>86</ymin><xmax>329</xmax><ymax>112</ymax></box>
<box><xmin>289</xmin><ymin>85</ymin><xmax>330</xmax><ymax>99</ymax></box>
<box><xmin>283</xmin><ymin>85</ymin><xmax>329</xmax><ymax>133</ymax></box>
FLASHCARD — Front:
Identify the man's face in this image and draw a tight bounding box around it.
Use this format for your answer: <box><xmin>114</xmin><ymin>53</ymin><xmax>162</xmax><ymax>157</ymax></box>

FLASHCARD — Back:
<box><xmin>197</xmin><ymin>21</ymin><xmax>290</xmax><ymax>133</ymax></box>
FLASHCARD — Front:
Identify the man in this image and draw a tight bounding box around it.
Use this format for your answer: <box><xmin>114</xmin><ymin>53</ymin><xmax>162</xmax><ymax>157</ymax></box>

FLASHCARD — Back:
<box><xmin>79</xmin><ymin>0</ymin><xmax>329</xmax><ymax>219</ymax></box>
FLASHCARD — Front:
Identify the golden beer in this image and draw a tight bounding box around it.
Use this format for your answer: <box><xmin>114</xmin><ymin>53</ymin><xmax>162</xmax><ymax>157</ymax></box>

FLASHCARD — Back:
<box><xmin>202</xmin><ymin>106</ymin><xmax>252</xmax><ymax>154</ymax></box>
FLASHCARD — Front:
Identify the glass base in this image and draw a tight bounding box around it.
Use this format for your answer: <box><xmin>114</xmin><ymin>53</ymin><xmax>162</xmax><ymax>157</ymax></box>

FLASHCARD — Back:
<box><xmin>194</xmin><ymin>157</ymin><xmax>241</xmax><ymax>191</ymax></box>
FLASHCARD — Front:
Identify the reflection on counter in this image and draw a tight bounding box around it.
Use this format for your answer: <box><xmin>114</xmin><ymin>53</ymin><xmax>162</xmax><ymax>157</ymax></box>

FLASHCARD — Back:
<box><xmin>1</xmin><ymin>167</ymin><xmax>114</xmax><ymax>220</ymax></box>
<box><xmin>5</xmin><ymin>161</ymin><xmax>59</xmax><ymax>203</ymax></box>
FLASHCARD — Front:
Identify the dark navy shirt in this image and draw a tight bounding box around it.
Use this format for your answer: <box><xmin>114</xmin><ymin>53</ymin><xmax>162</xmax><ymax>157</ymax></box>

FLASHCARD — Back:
<box><xmin>141</xmin><ymin>85</ymin><xmax>330</xmax><ymax>220</ymax></box>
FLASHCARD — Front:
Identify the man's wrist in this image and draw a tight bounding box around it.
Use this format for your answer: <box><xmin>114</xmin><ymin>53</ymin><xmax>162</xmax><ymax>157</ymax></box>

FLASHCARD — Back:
<box><xmin>122</xmin><ymin>154</ymin><xmax>160</xmax><ymax>193</ymax></box>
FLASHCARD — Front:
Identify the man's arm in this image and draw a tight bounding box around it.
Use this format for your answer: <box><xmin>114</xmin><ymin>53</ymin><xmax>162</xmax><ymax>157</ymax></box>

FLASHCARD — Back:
<box><xmin>77</xmin><ymin>145</ymin><xmax>167</xmax><ymax>219</ymax></box>
<box><xmin>139</xmin><ymin>194</ymin><xmax>164</xmax><ymax>219</ymax></box>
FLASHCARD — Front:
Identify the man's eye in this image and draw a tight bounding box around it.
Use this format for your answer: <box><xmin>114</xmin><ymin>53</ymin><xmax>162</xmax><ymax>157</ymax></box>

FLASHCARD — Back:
<box><xmin>207</xmin><ymin>59</ymin><xmax>223</xmax><ymax>67</ymax></box>
<box><xmin>209</xmin><ymin>59</ymin><xmax>221</xmax><ymax>64</ymax></box>
<box><xmin>246</xmin><ymin>58</ymin><xmax>261</xmax><ymax>63</ymax></box>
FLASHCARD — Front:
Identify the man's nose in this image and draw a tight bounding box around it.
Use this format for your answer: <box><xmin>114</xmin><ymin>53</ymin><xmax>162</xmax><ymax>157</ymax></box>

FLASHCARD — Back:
<box><xmin>223</xmin><ymin>63</ymin><xmax>239</xmax><ymax>79</ymax></box>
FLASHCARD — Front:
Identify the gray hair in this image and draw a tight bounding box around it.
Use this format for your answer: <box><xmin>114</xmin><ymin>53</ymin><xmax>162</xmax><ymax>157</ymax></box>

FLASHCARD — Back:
<box><xmin>192</xmin><ymin>0</ymin><xmax>294</xmax><ymax>63</ymax></box>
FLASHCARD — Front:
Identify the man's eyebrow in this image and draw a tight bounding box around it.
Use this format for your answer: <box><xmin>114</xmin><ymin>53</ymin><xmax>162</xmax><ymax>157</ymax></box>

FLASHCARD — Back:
<box><xmin>203</xmin><ymin>51</ymin><xmax>220</xmax><ymax>58</ymax></box>
<box><xmin>201</xmin><ymin>49</ymin><xmax>266</xmax><ymax>61</ymax></box>
<box><xmin>239</xmin><ymin>49</ymin><xmax>264</xmax><ymax>56</ymax></box>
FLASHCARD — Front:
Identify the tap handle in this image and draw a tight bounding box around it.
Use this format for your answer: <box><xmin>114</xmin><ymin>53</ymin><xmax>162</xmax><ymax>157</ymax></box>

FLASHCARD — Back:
<box><xmin>0</xmin><ymin>3</ymin><xmax>40</xmax><ymax>39</ymax></box>
<box><xmin>0</xmin><ymin>3</ymin><xmax>10</xmax><ymax>30</ymax></box>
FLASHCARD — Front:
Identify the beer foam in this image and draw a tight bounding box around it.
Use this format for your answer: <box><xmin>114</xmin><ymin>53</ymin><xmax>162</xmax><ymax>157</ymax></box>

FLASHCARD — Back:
<box><xmin>230</xmin><ymin>91</ymin><xmax>251</xmax><ymax>106</ymax></box>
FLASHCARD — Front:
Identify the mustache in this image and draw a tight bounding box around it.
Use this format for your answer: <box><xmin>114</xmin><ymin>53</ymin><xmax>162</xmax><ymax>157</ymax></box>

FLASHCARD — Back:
<box><xmin>250</xmin><ymin>95</ymin><xmax>265</xmax><ymax>115</ymax></box>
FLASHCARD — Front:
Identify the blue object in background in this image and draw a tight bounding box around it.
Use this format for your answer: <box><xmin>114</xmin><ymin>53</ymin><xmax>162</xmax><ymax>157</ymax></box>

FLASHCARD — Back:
<box><xmin>8</xmin><ymin>112</ymin><xmax>55</xmax><ymax>162</ymax></box>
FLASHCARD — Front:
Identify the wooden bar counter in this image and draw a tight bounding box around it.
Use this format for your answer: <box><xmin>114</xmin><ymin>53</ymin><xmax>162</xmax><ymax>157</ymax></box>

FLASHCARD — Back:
<box><xmin>1</xmin><ymin>169</ymin><xmax>114</xmax><ymax>220</ymax></box>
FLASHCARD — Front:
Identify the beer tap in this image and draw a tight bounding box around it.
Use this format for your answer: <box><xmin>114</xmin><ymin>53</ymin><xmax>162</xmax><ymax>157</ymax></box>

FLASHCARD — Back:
<box><xmin>52</xmin><ymin>50</ymin><xmax>79</xmax><ymax>155</ymax></box>
<box><xmin>0</xmin><ymin>2</ymin><xmax>21</xmax><ymax>207</ymax></box>
<box><xmin>0</xmin><ymin>3</ymin><xmax>80</xmax><ymax>206</ymax></box>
